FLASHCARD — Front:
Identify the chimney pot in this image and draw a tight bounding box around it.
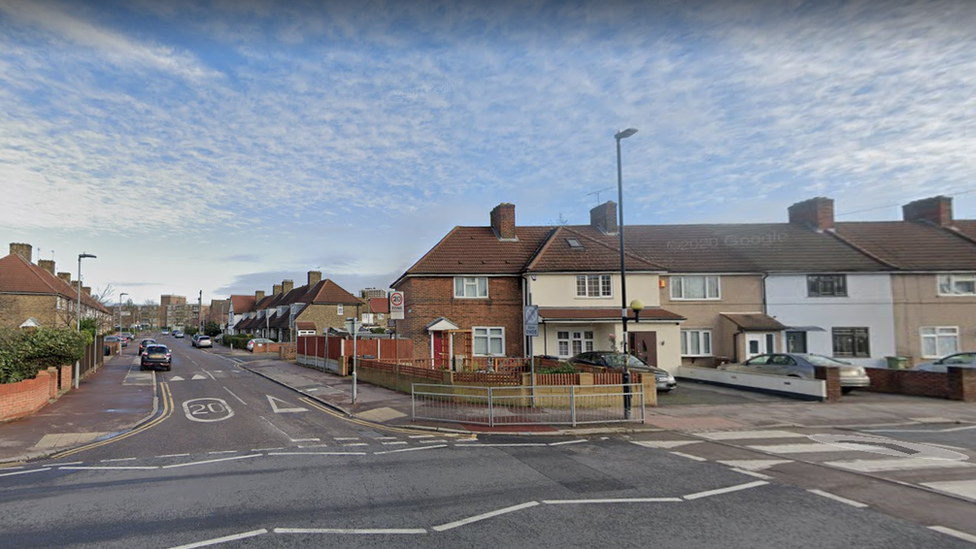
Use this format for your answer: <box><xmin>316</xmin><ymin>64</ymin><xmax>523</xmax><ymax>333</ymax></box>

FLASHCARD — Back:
<box><xmin>590</xmin><ymin>201</ymin><xmax>618</xmax><ymax>234</ymax></box>
<box><xmin>788</xmin><ymin>197</ymin><xmax>834</xmax><ymax>231</ymax></box>
<box><xmin>490</xmin><ymin>203</ymin><xmax>517</xmax><ymax>241</ymax></box>
<box><xmin>282</xmin><ymin>279</ymin><xmax>294</xmax><ymax>294</ymax></box>
<box><xmin>82</xmin><ymin>286</ymin><xmax>91</xmax><ymax>296</ymax></box>
<box><xmin>57</xmin><ymin>272</ymin><xmax>72</xmax><ymax>284</ymax></box>
<box><xmin>255</xmin><ymin>290</ymin><xmax>266</xmax><ymax>302</ymax></box>
<box><xmin>903</xmin><ymin>196</ymin><xmax>953</xmax><ymax>226</ymax></box>
<box><xmin>9</xmin><ymin>243</ymin><xmax>32</xmax><ymax>262</ymax></box>
<box><xmin>273</xmin><ymin>284</ymin><xmax>282</xmax><ymax>295</ymax></box>
<box><xmin>38</xmin><ymin>259</ymin><xmax>55</xmax><ymax>275</ymax></box>
<box><xmin>308</xmin><ymin>271</ymin><xmax>322</xmax><ymax>286</ymax></box>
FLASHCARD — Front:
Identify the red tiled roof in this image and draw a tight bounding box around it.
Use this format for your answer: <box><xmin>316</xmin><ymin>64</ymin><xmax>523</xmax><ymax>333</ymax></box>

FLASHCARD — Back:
<box><xmin>392</xmin><ymin>226</ymin><xmax>553</xmax><ymax>285</ymax></box>
<box><xmin>0</xmin><ymin>253</ymin><xmax>109</xmax><ymax>314</ymax></box>
<box><xmin>302</xmin><ymin>279</ymin><xmax>361</xmax><ymax>305</ymax></box>
<box><xmin>367</xmin><ymin>297</ymin><xmax>389</xmax><ymax>314</ymax></box>
<box><xmin>230</xmin><ymin>295</ymin><xmax>255</xmax><ymax>313</ymax></box>
<box><xmin>834</xmin><ymin>221</ymin><xmax>976</xmax><ymax>270</ymax></box>
<box><xmin>526</xmin><ymin>226</ymin><xmax>664</xmax><ymax>272</ymax></box>
<box><xmin>538</xmin><ymin>307</ymin><xmax>685</xmax><ymax>321</ymax></box>
<box><xmin>951</xmin><ymin>221</ymin><xmax>976</xmax><ymax>243</ymax></box>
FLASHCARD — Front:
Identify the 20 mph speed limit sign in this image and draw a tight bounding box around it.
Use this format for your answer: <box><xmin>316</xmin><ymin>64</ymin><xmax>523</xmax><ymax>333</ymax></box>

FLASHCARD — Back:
<box><xmin>390</xmin><ymin>291</ymin><xmax>405</xmax><ymax>320</ymax></box>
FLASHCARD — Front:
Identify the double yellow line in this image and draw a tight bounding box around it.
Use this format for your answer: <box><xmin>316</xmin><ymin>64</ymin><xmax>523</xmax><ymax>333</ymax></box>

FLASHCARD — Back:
<box><xmin>50</xmin><ymin>382</ymin><xmax>174</xmax><ymax>460</ymax></box>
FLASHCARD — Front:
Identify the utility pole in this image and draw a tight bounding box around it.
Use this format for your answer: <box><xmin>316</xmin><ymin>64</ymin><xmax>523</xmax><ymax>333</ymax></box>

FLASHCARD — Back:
<box><xmin>198</xmin><ymin>290</ymin><xmax>203</xmax><ymax>335</ymax></box>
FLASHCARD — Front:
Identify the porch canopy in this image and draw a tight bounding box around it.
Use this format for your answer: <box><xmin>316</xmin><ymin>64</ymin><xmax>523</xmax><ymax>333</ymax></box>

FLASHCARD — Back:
<box><xmin>719</xmin><ymin>312</ymin><xmax>787</xmax><ymax>331</ymax></box>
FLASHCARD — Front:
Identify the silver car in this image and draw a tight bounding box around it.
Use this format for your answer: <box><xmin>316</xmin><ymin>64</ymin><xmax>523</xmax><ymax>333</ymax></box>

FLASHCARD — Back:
<box><xmin>914</xmin><ymin>352</ymin><xmax>976</xmax><ymax>373</ymax></box>
<box><xmin>717</xmin><ymin>353</ymin><xmax>871</xmax><ymax>394</ymax></box>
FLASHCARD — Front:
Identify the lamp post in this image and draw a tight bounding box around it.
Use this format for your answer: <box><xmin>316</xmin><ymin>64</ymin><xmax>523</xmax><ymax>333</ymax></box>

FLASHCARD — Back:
<box><xmin>615</xmin><ymin>128</ymin><xmax>638</xmax><ymax>358</ymax></box>
<box><xmin>76</xmin><ymin>253</ymin><xmax>96</xmax><ymax>389</ymax></box>
<box><xmin>118</xmin><ymin>292</ymin><xmax>128</xmax><ymax>353</ymax></box>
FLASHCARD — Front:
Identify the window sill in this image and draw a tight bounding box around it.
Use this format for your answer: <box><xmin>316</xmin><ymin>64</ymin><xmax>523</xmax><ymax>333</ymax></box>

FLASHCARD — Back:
<box><xmin>670</xmin><ymin>298</ymin><xmax>721</xmax><ymax>302</ymax></box>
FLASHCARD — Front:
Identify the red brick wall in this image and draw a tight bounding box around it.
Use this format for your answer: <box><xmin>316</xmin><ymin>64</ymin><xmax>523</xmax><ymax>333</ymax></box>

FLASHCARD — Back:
<box><xmin>813</xmin><ymin>366</ymin><xmax>842</xmax><ymax>402</ymax></box>
<box><xmin>864</xmin><ymin>368</ymin><xmax>952</xmax><ymax>399</ymax></box>
<box><xmin>396</xmin><ymin>276</ymin><xmax>524</xmax><ymax>360</ymax></box>
<box><xmin>948</xmin><ymin>367</ymin><xmax>976</xmax><ymax>402</ymax></box>
<box><xmin>59</xmin><ymin>364</ymin><xmax>72</xmax><ymax>393</ymax></box>
<box><xmin>0</xmin><ymin>369</ymin><xmax>55</xmax><ymax>422</ymax></box>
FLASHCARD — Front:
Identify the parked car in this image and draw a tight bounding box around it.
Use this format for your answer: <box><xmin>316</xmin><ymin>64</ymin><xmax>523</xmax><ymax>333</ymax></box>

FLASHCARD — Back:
<box><xmin>913</xmin><ymin>352</ymin><xmax>976</xmax><ymax>373</ymax></box>
<box><xmin>193</xmin><ymin>335</ymin><xmax>212</xmax><ymax>348</ymax></box>
<box><xmin>717</xmin><ymin>353</ymin><xmax>871</xmax><ymax>394</ymax></box>
<box><xmin>105</xmin><ymin>335</ymin><xmax>122</xmax><ymax>346</ymax></box>
<box><xmin>247</xmin><ymin>338</ymin><xmax>274</xmax><ymax>351</ymax></box>
<box><xmin>568</xmin><ymin>351</ymin><xmax>677</xmax><ymax>392</ymax></box>
<box><xmin>121</xmin><ymin>332</ymin><xmax>135</xmax><ymax>342</ymax></box>
<box><xmin>138</xmin><ymin>338</ymin><xmax>157</xmax><ymax>355</ymax></box>
<box><xmin>161</xmin><ymin>329</ymin><xmax>169</xmax><ymax>335</ymax></box>
<box><xmin>140</xmin><ymin>344</ymin><xmax>172</xmax><ymax>371</ymax></box>
<box><xmin>172</xmin><ymin>331</ymin><xmax>185</xmax><ymax>338</ymax></box>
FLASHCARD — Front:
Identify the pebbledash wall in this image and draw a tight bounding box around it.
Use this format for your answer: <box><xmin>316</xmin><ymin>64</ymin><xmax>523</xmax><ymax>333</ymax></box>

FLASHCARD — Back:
<box><xmin>0</xmin><ymin>365</ymin><xmax>73</xmax><ymax>422</ymax></box>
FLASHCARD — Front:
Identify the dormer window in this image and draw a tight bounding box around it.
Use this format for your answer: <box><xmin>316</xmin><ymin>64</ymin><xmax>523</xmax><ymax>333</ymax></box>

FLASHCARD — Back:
<box><xmin>567</xmin><ymin>238</ymin><xmax>583</xmax><ymax>249</ymax></box>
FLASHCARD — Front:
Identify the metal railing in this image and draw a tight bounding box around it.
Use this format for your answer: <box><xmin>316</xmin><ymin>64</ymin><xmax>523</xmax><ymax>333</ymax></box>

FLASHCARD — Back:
<box><xmin>411</xmin><ymin>383</ymin><xmax>645</xmax><ymax>427</ymax></box>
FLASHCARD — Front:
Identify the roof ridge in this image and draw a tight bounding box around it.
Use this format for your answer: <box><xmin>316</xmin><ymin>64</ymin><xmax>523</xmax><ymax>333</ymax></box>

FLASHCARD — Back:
<box><xmin>392</xmin><ymin>225</ymin><xmax>462</xmax><ymax>287</ymax></box>
<box><xmin>938</xmin><ymin>224</ymin><xmax>976</xmax><ymax>248</ymax></box>
<box><xmin>824</xmin><ymin>229</ymin><xmax>901</xmax><ymax>270</ymax></box>
<box><xmin>524</xmin><ymin>226</ymin><xmax>561</xmax><ymax>271</ymax></box>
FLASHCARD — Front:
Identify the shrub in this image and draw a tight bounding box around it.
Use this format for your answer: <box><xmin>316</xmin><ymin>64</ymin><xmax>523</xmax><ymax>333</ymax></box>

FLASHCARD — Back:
<box><xmin>223</xmin><ymin>334</ymin><xmax>253</xmax><ymax>348</ymax></box>
<box><xmin>0</xmin><ymin>328</ymin><xmax>89</xmax><ymax>384</ymax></box>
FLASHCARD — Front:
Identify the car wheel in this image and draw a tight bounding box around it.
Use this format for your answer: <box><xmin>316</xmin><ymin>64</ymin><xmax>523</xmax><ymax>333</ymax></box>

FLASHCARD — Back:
<box><xmin>841</xmin><ymin>387</ymin><xmax>855</xmax><ymax>395</ymax></box>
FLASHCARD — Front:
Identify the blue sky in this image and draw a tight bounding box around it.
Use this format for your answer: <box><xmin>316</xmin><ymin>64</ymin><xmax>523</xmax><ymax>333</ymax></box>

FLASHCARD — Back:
<box><xmin>1</xmin><ymin>0</ymin><xmax>974</xmax><ymax>305</ymax></box>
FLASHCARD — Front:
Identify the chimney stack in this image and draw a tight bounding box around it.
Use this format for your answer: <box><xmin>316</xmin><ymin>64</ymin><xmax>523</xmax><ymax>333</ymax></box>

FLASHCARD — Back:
<box><xmin>82</xmin><ymin>286</ymin><xmax>91</xmax><ymax>296</ymax></box>
<box><xmin>57</xmin><ymin>272</ymin><xmax>72</xmax><ymax>284</ymax></box>
<box><xmin>282</xmin><ymin>279</ymin><xmax>294</xmax><ymax>294</ymax></box>
<box><xmin>273</xmin><ymin>284</ymin><xmax>283</xmax><ymax>295</ymax></box>
<box><xmin>255</xmin><ymin>290</ymin><xmax>265</xmax><ymax>302</ymax></box>
<box><xmin>490</xmin><ymin>203</ymin><xmax>517</xmax><ymax>241</ymax></box>
<box><xmin>590</xmin><ymin>201</ymin><xmax>618</xmax><ymax>234</ymax></box>
<box><xmin>903</xmin><ymin>196</ymin><xmax>952</xmax><ymax>226</ymax></box>
<box><xmin>308</xmin><ymin>271</ymin><xmax>322</xmax><ymax>286</ymax></box>
<box><xmin>38</xmin><ymin>260</ymin><xmax>55</xmax><ymax>275</ymax></box>
<box><xmin>788</xmin><ymin>197</ymin><xmax>834</xmax><ymax>231</ymax></box>
<box><xmin>9</xmin><ymin>243</ymin><xmax>32</xmax><ymax>262</ymax></box>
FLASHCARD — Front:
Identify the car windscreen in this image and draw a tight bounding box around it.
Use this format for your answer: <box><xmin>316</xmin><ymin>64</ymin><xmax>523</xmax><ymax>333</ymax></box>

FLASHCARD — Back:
<box><xmin>146</xmin><ymin>346</ymin><xmax>168</xmax><ymax>353</ymax></box>
<box><xmin>599</xmin><ymin>354</ymin><xmax>647</xmax><ymax>368</ymax></box>
<box><xmin>801</xmin><ymin>354</ymin><xmax>849</xmax><ymax>366</ymax></box>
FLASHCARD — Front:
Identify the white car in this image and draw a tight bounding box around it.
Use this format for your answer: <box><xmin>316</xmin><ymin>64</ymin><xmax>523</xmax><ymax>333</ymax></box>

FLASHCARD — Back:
<box><xmin>193</xmin><ymin>335</ymin><xmax>212</xmax><ymax>348</ymax></box>
<box><xmin>914</xmin><ymin>352</ymin><xmax>976</xmax><ymax>372</ymax></box>
<box><xmin>247</xmin><ymin>338</ymin><xmax>274</xmax><ymax>351</ymax></box>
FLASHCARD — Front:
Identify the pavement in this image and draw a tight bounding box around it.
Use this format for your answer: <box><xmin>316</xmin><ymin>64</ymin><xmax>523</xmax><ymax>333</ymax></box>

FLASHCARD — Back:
<box><xmin>4</xmin><ymin>345</ymin><xmax>976</xmax><ymax>464</ymax></box>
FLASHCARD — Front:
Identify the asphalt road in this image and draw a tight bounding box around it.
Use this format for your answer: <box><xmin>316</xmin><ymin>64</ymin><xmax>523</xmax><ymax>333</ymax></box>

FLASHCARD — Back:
<box><xmin>0</xmin><ymin>339</ymin><xmax>973</xmax><ymax>549</ymax></box>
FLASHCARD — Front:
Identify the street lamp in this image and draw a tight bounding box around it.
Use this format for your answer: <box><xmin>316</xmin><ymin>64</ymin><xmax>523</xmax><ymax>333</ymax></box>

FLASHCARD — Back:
<box><xmin>615</xmin><ymin>128</ymin><xmax>637</xmax><ymax>357</ymax></box>
<box><xmin>76</xmin><ymin>253</ymin><xmax>96</xmax><ymax>389</ymax></box>
<box><xmin>118</xmin><ymin>292</ymin><xmax>128</xmax><ymax>352</ymax></box>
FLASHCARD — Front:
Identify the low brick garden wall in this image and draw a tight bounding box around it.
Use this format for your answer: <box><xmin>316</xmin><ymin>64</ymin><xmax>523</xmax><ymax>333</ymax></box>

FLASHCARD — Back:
<box><xmin>864</xmin><ymin>366</ymin><xmax>975</xmax><ymax>402</ymax></box>
<box><xmin>0</xmin><ymin>367</ymin><xmax>66</xmax><ymax>422</ymax></box>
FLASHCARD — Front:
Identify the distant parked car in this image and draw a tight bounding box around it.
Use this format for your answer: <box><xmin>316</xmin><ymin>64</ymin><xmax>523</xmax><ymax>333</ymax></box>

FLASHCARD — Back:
<box><xmin>172</xmin><ymin>331</ymin><xmax>185</xmax><ymax>338</ymax></box>
<box><xmin>140</xmin><ymin>344</ymin><xmax>172</xmax><ymax>371</ymax></box>
<box><xmin>121</xmin><ymin>332</ymin><xmax>135</xmax><ymax>342</ymax></box>
<box><xmin>138</xmin><ymin>338</ymin><xmax>157</xmax><ymax>355</ymax></box>
<box><xmin>193</xmin><ymin>335</ymin><xmax>212</xmax><ymax>348</ymax></box>
<box><xmin>247</xmin><ymin>338</ymin><xmax>274</xmax><ymax>351</ymax></box>
<box><xmin>717</xmin><ymin>353</ymin><xmax>871</xmax><ymax>394</ymax></box>
<box><xmin>914</xmin><ymin>352</ymin><xmax>976</xmax><ymax>373</ymax></box>
<box><xmin>161</xmin><ymin>329</ymin><xmax>169</xmax><ymax>335</ymax></box>
<box><xmin>568</xmin><ymin>351</ymin><xmax>677</xmax><ymax>392</ymax></box>
<box><xmin>105</xmin><ymin>335</ymin><xmax>123</xmax><ymax>347</ymax></box>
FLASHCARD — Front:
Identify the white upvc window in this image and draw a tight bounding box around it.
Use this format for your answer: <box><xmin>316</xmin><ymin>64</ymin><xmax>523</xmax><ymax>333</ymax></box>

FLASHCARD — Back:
<box><xmin>556</xmin><ymin>330</ymin><xmax>594</xmax><ymax>357</ymax></box>
<box><xmin>455</xmin><ymin>277</ymin><xmax>489</xmax><ymax>298</ymax></box>
<box><xmin>937</xmin><ymin>274</ymin><xmax>976</xmax><ymax>296</ymax></box>
<box><xmin>337</xmin><ymin>304</ymin><xmax>344</xmax><ymax>315</ymax></box>
<box><xmin>575</xmin><ymin>275</ymin><xmax>612</xmax><ymax>298</ymax></box>
<box><xmin>680</xmin><ymin>329</ymin><xmax>713</xmax><ymax>356</ymax></box>
<box><xmin>670</xmin><ymin>276</ymin><xmax>720</xmax><ymax>300</ymax></box>
<box><xmin>473</xmin><ymin>327</ymin><xmax>504</xmax><ymax>356</ymax></box>
<box><xmin>921</xmin><ymin>326</ymin><xmax>959</xmax><ymax>358</ymax></box>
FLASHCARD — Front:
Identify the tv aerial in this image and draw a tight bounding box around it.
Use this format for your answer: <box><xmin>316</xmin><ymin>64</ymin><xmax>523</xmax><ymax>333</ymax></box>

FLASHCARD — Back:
<box><xmin>586</xmin><ymin>187</ymin><xmax>614</xmax><ymax>205</ymax></box>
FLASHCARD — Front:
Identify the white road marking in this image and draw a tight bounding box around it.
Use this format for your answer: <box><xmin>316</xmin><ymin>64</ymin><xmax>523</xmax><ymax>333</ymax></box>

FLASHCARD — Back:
<box><xmin>260</xmin><ymin>416</ymin><xmax>295</xmax><ymax>441</ymax></box>
<box><xmin>269</xmin><ymin>452</ymin><xmax>367</xmax><ymax>457</ymax></box>
<box><xmin>156</xmin><ymin>453</ymin><xmax>191</xmax><ymax>459</ymax></box>
<box><xmin>549</xmin><ymin>439</ymin><xmax>587</xmax><ymax>446</ymax></box>
<box><xmin>190</xmin><ymin>374</ymin><xmax>207</xmax><ymax>380</ymax></box>
<box><xmin>202</xmin><ymin>370</ymin><xmax>217</xmax><ymax>381</ymax></box>
<box><xmin>419</xmin><ymin>439</ymin><xmax>447</xmax><ymax>444</ymax></box>
<box><xmin>376</xmin><ymin>437</ymin><xmax>398</xmax><ymax>440</ymax></box>
<box><xmin>825</xmin><ymin>458</ymin><xmax>975</xmax><ymax>473</ymax></box>
<box><xmin>730</xmin><ymin>469</ymin><xmax>773</xmax><ymax>480</ymax></box>
<box><xmin>747</xmin><ymin>443</ymin><xmax>854</xmax><ymax>454</ymax></box>
<box><xmin>631</xmin><ymin>440</ymin><xmax>702</xmax><ymax>449</ymax></box>
<box><xmin>375</xmin><ymin>444</ymin><xmax>448</xmax><ymax>455</ymax></box>
<box><xmin>699</xmin><ymin>430</ymin><xmax>804</xmax><ymax>441</ymax></box>
<box><xmin>408</xmin><ymin>435</ymin><xmax>434</xmax><ymax>439</ymax></box>
<box><xmin>290</xmin><ymin>438</ymin><xmax>320</xmax><ymax>442</ymax></box>
<box><xmin>670</xmin><ymin>452</ymin><xmax>707</xmax><ymax>462</ymax></box>
<box><xmin>382</xmin><ymin>441</ymin><xmax>409</xmax><ymax>446</ymax></box>
<box><xmin>866</xmin><ymin>425</ymin><xmax>976</xmax><ymax>434</ymax></box>
<box><xmin>208</xmin><ymin>450</ymin><xmax>238</xmax><ymax>455</ymax></box>
<box><xmin>267</xmin><ymin>395</ymin><xmax>308</xmax><ymax>414</ymax></box>
<box><xmin>100</xmin><ymin>458</ymin><xmax>137</xmax><ymax>463</ymax></box>
<box><xmin>166</xmin><ymin>528</ymin><xmax>268</xmax><ymax>549</ymax></box>
<box><xmin>222</xmin><ymin>387</ymin><xmax>247</xmax><ymax>405</ymax></box>
<box><xmin>920</xmin><ymin>479</ymin><xmax>976</xmax><ymax>500</ymax></box>
<box><xmin>808</xmin><ymin>489</ymin><xmax>868</xmax><ymax>508</ymax></box>
<box><xmin>334</xmin><ymin>437</ymin><xmax>360</xmax><ymax>441</ymax></box>
<box><xmin>455</xmin><ymin>443</ymin><xmax>548</xmax><ymax>447</ymax></box>
<box><xmin>0</xmin><ymin>466</ymin><xmax>24</xmax><ymax>470</ymax></box>
<box><xmin>298</xmin><ymin>444</ymin><xmax>330</xmax><ymax>449</ymax></box>
<box><xmin>251</xmin><ymin>447</ymin><xmax>283</xmax><ymax>452</ymax></box>
<box><xmin>683</xmin><ymin>481</ymin><xmax>769</xmax><ymax>501</ymax></box>
<box><xmin>51</xmin><ymin>461</ymin><xmax>84</xmax><ymax>466</ymax></box>
<box><xmin>169</xmin><ymin>376</ymin><xmax>185</xmax><ymax>381</ymax></box>
<box><xmin>929</xmin><ymin>526</ymin><xmax>976</xmax><ymax>544</ymax></box>
<box><xmin>0</xmin><ymin>468</ymin><xmax>51</xmax><ymax>478</ymax></box>
<box><xmin>543</xmin><ymin>498</ymin><xmax>682</xmax><ymax>504</ymax></box>
<box><xmin>162</xmin><ymin>454</ymin><xmax>261</xmax><ymax>469</ymax></box>
<box><xmin>182</xmin><ymin>398</ymin><xmax>235</xmax><ymax>423</ymax></box>
<box><xmin>432</xmin><ymin>501</ymin><xmax>539</xmax><ymax>532</ymax></box>
<box><xmin>342</xmin><ymin>443</ymin><xmax>368</xmax><ymax>447</ymax></box>
<box><xmin>716</xmin><ymin>459</ymin><xmax>793</xmax><ymax>471</ymax></box>
<box><xmin>60</xmin><ymin>466</ymin><xmax>159</xmax><ymax>470</ymax></box>
<box><xmin>275</xmin><ymin>528</ymin><xmax>427</xmax><ymax>535</ymax></box>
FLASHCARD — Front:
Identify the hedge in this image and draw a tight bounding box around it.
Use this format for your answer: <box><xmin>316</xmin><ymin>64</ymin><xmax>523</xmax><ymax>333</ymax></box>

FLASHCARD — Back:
<box><xmin>0</xmin><ymin>328</ymin><xmax>90</xmax><ymax>384</ymax></box>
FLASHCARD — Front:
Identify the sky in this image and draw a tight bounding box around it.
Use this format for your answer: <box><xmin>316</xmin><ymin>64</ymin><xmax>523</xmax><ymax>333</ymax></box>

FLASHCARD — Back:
<box><xmin>1</xmin><ymin>0</ymin><xmax>974</xmax><ymax>306</ymax></box>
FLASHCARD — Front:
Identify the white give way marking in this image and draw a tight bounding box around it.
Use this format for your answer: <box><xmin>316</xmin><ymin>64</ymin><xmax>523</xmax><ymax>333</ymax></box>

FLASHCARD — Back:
<box><xmin>267</xmin><ymin>395</ymin><xmax>308</xmax><ymax>414</ymax></box>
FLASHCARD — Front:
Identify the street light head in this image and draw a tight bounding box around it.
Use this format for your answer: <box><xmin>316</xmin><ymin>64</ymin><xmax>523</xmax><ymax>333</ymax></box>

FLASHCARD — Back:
<box><xmin>615</xmin><ymin>128</ymin><xmax>638</xmax><ymax>140</ymax></box>
<box><xmin>78</xmin><ymin>253</ymin><xmax>96</xmax><ymax>259</ymax></box>
<box><xmin>630</xmin><ymin>299</ymin><xmax>644</xmax><ymax>312</ymax></box>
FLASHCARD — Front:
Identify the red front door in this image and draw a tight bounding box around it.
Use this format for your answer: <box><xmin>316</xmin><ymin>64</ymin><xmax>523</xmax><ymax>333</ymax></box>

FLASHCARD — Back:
<box><xmin>629</xmin><ymin>332</ymin><xmax>658</xmax><ymax>367</ymax></box>
<box><xmin>432</xmin><ymin>331</ymin><xmax>449</xmax><ymax>368</ymax></box>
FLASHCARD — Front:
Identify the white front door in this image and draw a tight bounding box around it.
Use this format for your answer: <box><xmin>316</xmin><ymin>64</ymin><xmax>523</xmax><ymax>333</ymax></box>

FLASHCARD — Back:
<box><xmin>745</xmin><ymin>333</ymin><xmax>776</xmax><ymax>359</ymax></box>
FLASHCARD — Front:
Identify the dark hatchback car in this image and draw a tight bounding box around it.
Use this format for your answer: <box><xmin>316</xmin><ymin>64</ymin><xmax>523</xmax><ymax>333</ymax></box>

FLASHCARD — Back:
<box><xmin>140</xmin><ymin>344</ymin><xmax>172</xmax><ymax>371</ymax></box>
<box><xmin>568</xmin><ymin>351</ymin><xmax>677</xmax><ymax>392</ymax></box>
<box><xmin>138</xmin><ymin>338</ymin><xmax>157</xmax><ymax>355</ymax></box>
